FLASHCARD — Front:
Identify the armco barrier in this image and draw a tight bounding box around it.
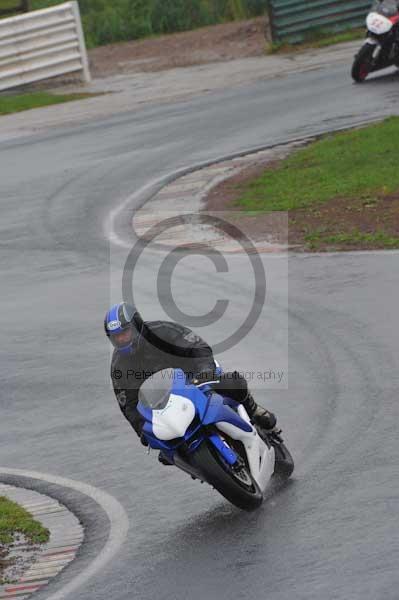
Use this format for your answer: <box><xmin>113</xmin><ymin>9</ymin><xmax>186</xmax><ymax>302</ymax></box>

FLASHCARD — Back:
<box><xmin>268</xmin><ymin>0</ymin><xmax>370</xmax><ymax>44</ymax></box>
<box><xmin>0</xmin><ymin>1</ymin><xmax>90</xmax><ymax>92</ymax></box>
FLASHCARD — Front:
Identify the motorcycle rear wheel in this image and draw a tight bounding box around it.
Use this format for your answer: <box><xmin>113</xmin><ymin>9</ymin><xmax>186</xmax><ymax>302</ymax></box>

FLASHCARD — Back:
<box><xmin>191</xmin><ymin>440</ymin><xmax>263</xmax><ymax>511</ymax></box>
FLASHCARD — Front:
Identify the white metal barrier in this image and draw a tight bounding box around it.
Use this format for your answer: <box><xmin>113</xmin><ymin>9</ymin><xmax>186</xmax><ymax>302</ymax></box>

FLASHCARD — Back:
<box><xmin>0</xmin><ymin>1</ymin><xmax>91</xmax><ymax>92</ymax></box>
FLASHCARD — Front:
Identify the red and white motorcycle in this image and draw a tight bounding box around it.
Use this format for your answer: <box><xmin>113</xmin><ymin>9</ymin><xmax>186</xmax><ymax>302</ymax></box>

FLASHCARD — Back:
<box><xmin>352</xmin><ymin>0</ymin><xmax>399</xmax><ymax>82</ymax></box>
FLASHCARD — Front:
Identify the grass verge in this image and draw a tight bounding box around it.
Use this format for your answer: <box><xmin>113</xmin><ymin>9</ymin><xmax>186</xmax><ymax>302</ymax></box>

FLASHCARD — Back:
<box><xmin>0</xmin><ymin>91</ymin><xmax>96</xmax><ymax>116</ymax></box>
<box><xmin>305</xmin><ymin>230</ymin><xmax>399</xmax><ymax>250</ymax></box>
<box><xmin>268</xmin><ymin>28</ymin><xmax>363</xmax><ymax>54</ymax></box>
<box><xmin>0</xmin><ymin>496</ymin><xmax>50</xmax><ymax>544</ymax></box>
<box><xmin>235</xmin><ymin>117</ymin><xmax>399</xmax><ymax>251</ymax></box>
<box><xmin>238</xmin><ymin>118</ymin><xmax>399</xmax><ymax>211</ymax></box>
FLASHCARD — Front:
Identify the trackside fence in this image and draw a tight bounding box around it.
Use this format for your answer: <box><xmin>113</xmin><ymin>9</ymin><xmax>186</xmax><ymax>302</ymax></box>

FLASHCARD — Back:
<box><xmin>268</xmin><ymin>0</ymin><xmax>371</xmax><ymax>44</ymax></box>
<box><xmin>0</xmin><ymin>1</ymin><xmax>91</xmax><ymax>92</ymax></box>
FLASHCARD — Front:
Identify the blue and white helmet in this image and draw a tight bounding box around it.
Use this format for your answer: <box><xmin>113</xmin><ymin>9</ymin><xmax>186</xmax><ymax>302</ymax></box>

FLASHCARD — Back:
<box><xmin>104</xmin><ymin>302</ymin><xmax>141</xmax><ymax>355</ymax></box>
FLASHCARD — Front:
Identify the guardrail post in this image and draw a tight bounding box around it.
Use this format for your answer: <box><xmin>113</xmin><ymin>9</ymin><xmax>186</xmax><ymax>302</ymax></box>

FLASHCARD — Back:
<box><xmin>70</xmin><ymin>0</ymin><xmax>91</xmax><ymax>83</ymax></box>
<box><xmin>267</xmin><ymin>1</ymin><xmax>276</xmax><ymax>43</ymax></box>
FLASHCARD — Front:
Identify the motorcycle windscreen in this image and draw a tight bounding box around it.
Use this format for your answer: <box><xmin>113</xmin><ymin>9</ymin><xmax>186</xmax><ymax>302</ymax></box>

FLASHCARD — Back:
<box><xmin>138</xmin><ymin>369</ymin><xmax>176</xmax><ymax>409</ymax></box>
<box><xmin>372</xmin><ymin>0</ymin><xmax>398</xmax><ymax>16</ymax></box>
<box><xmin>139</xmin><ymin>369</ymin><xmax>196</xmax><ymax>441</ymax></box>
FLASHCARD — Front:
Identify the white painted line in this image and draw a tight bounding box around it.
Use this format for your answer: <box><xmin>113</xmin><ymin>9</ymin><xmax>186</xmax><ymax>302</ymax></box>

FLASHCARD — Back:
<box><xmin>23</xmin><ymin>568</ymin><xmax>64</xmax><ymax>576</ymax></box>
<box><xmin>28</xmin><ymin>560</ymin><xmax>67</xmax><ymax>567</ymax></box>
<box><xmin>36</xmin><ymin>555</ymin><xmax>74</xmax><ymax>563</ymax></box>
<box><xmin>2</xmin><ymin>592</ymin><xmax>41</xmax><ymax>597</ymax></box>
<box><xmin>43</xmin><ymin>537</ymin><xmax>82</xmax><ymax>544</ymax></box>
<box><xmin>29</xmin><ymin>505</ymin><xmax>65</xmax><ymax>511</ymax></box>
<box><xmin>45</xmin><ymin>537</ymin><xmax>83</xmax><ymax>545</ymax></box>
<box><xmin>0</xmin><ymin>468</ymin><xmax>129</xmax><ymax>600</ymax></box>
<box><xmin>18</xmin><ymin>579</ymin><xmax>49</xmax><ymax>585</ymax></box>
<box><xmin>19</xmin><ymin>581</ymin><xmax>50</xmax><ymax>586</ymax></box>
<box><xmin>105</xmin><ymin>175</ymin><xmax>170</xmax><ymax>250</ymax></box>
<box><xmin>29</xmin><ymin>565</ymin><xmax>68</xmax><ymax>572</ymax></box>
<box><xmin>23</xmin><ymin>570</ymin><xmax>63</xmax><ymax>578</ymax></box>
<box><xmin>27</xmin><ymin>562</ymin><xmax>66</xmax><ymax>570</ymax></box>
<box><xmin>30</xmin><ymin>510</ymin><xmax>67</xmax><ymax>516</ymax></box>
<box><xmin>21</xmin><ymin>502</ymin><xmax>60</xmax><ymax>509</ymax></box>
<box><xmin>42</xmin><ymin>547</ymin><xmax>79</xmax><ymax>554</ymax></box>
<box><xmin>24</xmin><ymin>569</ymin><xmax>63</xmax><ymax>576</ymax></box>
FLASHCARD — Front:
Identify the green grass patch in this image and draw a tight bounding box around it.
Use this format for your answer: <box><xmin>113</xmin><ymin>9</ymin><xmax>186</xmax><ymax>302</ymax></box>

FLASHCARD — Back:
<box><xmin>237</xmin><ymin>117</ymin><xmax>399</xmax><ymax>212</ymax></box>
<box><xmin>0</xmin><ymin>91</ymin><xmax>95</xmax><ymax>115</ymax></box>
<box><xmin>268</xmin><ymin>28</ymin><xmax>364</xmax><ymax>54</ymax></box>
<box><xmin>0</xmin><ymin>496</ymin><xmax>50</xmax><ymax>545</ymax></box>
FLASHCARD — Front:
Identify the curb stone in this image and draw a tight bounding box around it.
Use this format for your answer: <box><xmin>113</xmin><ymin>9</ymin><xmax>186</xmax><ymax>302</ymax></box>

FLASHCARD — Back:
<box><xmin>132</xmin><ymin>141</ymin><xmax>312</xmax><ymax>253</ymax></box>
<box><xmin>130</xmin><ymin>117</ymin><xmax>386</xmax><ymax>255</ymax></box>
<box><xmin>0</xmin><ymin>484</ymin><xmax>84</xmax><ymax>599</ymax></box>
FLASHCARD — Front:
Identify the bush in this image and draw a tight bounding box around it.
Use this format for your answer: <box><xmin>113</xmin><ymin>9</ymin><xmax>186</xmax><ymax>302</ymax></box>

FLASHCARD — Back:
<box><xmin>151</xmin><ymin>0</ymin><xmax>214</xmax><ymax>33</ymax></box>
<box><xmin>27</xmin><ymin>0</ymin><xmax>268</xmax><ymax>47</ymax></box>
<box><xmin>151</xmin><ymin>0</ymin><xmax>265</xmax><ymax>35</ymax></box>
<box><xmin>245</xmin><ymin>0</ymin><xmax>267</xmax><ymax>16</ymax></box>
<box><xmin>81</xmin><ymin>0</ymin><xmax>153</xmax><ymax>47</ymax></box>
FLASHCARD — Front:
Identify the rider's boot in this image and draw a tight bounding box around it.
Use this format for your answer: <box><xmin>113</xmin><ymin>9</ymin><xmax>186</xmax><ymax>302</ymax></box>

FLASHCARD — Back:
<box><xmin>243</xmin><ymin>393</ymin><xmax>277</xmax><ymax>431</ymax></box>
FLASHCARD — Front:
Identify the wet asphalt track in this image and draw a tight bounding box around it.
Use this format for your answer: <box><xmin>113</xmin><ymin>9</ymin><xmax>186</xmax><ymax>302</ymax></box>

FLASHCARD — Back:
<box><xmin>1</xmin><ymin>63</ymin><xmax>399</xmax><ymax>600</ymax></box>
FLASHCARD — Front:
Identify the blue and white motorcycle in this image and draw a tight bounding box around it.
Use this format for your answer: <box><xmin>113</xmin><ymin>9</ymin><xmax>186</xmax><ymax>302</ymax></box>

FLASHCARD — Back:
<box><xmin>137</xmin><ymin>368</ymin><xmax>294</xmax><ymax>511</ymax></box>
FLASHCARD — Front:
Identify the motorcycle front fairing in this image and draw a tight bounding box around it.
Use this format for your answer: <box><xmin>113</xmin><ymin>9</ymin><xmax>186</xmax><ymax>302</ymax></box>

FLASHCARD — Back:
<box><xmin>367</xmin><ymin>12</ymin><xmax>394</xmax><ymax>36</ymax></box>
<box><xmin>137</xmin><ymin>370</ymin><xmax>250</xmax><ymax>462</ymax></box>
<box><xmin>195</xmin><ymin>382</ymin><xmax>274</xmax><ymax>485</ymax></box>
<box><xmin>365</xmin><ymin>1</ymin><xmax>399</xmax><ymax>57</ymax></box>
<box><xmin>137</xmin><ymin>369</ymin><xmax>275</xmax><ymax>491</ymax></box>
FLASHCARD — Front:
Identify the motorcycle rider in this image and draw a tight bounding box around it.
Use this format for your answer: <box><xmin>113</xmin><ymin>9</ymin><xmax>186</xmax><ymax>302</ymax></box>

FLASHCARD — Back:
<box><xmin>105</xmin><ymin>302</ymin><xmax>277</xmax><ymax>444</ymax></box>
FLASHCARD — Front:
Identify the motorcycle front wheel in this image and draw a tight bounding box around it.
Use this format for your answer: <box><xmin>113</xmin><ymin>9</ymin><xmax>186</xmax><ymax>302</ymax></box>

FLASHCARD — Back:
<box><xmin>352</xmin><ymin>44</ymin><xmax>375</xmax><ymax>82</ymax></box>
<box><xmin>191</xmin><ymin>440</ymin><xmax>263</xmax><ymax>511</ymax></box>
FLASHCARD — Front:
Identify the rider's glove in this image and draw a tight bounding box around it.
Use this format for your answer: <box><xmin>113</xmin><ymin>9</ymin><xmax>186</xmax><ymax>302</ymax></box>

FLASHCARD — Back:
<box><xmin>191</xmin><ymin>369</ymin><xmax>220</xmax><ymax>386</ymax></box>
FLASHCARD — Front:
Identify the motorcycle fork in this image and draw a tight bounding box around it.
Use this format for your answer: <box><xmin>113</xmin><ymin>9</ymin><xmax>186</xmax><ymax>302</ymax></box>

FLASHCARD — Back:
<box><xmin>367</xmin><ymin>38</ymin><xmax>383</xmax><ymax>64</ymax></box>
